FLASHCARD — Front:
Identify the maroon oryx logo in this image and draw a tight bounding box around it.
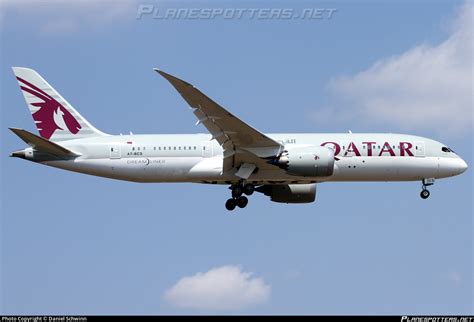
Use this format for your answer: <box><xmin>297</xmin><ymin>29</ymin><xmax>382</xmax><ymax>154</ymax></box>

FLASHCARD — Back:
<box><xmin>17</xmin><ymin>76</ymin><xmax>81</xmax><ymax>140</ymax></box>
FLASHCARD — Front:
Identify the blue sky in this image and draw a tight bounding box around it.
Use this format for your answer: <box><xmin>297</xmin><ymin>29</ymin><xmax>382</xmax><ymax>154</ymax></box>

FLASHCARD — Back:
<box><xmin>1</xmin><ymin>0</ymin><xmax>472</xmax><ymax>315</ymax></box>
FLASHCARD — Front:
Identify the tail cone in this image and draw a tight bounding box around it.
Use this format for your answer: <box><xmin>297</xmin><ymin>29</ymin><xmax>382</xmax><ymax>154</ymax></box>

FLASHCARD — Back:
<box><xmin>10</xmin><ymin>150</ymin><xmax>26</xmax><ymax>159</ymax></box>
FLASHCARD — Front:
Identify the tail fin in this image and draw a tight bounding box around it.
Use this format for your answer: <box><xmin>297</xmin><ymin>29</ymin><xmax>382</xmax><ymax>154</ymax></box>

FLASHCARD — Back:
<box><xmin>12</xmin><ymin>67</ymin><xmax>107</xmax><ymax>141</ymax></box>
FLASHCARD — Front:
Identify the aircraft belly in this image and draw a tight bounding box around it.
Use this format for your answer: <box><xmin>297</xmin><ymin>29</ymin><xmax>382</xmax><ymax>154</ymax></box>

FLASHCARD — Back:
<box><xmin>45</xmin><ymin>156</ymin><xmax>443</xmax><ymax>184</ymax></box>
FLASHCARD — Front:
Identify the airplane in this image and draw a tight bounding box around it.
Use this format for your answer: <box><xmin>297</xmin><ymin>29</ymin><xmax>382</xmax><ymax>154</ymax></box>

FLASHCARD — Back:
<box><xmin>9</xmin><ymin>67</ymin><xmax>468</xmax><ymax>211</ymax></box>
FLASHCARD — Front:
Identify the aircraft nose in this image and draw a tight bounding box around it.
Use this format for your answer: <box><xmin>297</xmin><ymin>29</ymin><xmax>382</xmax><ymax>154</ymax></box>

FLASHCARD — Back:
<box><xmin>458</xmin><ymin>158</ymin><xmax>468</xmax><ymax>174</ymax></box>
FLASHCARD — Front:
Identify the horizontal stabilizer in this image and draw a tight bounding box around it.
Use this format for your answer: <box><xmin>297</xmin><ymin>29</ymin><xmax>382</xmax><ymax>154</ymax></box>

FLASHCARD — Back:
<box><xmin>9</xmin><ymin>128</ymin><xmax>79</xmax><ymax>158</ymax></box>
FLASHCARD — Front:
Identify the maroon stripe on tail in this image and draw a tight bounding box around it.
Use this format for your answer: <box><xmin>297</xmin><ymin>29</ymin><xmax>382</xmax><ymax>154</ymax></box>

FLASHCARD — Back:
<box><xmin>20</xmin><ymin>86</ymin><xmax>51</xmax><ymax>103</ymax></box>
<box><xmin>17</xmin><ymin>76</ymin><xmax>54</xmax><ymax>101</ymax></box>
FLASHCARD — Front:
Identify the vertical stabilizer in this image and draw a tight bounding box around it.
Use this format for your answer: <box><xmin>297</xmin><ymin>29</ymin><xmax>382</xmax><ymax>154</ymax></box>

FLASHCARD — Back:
<box><xmin>12</xmin><ymin>67</ymin><xmax>107</xmax><ymax>141</ymax></box>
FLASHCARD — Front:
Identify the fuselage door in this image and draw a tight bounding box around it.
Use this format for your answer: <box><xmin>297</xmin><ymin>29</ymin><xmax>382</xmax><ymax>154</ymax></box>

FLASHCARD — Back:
<box><xmin>202</xmin><ymin>142</ymin><xmax>212</xmax><ymax>158</ymax></box>
<box><xmin>415</xmin><ymin>141</ymin><xmax>425</xmax><ymax>157</ymax></box>
<box><xmin>110</xmin><ymin>145</ymin><xmax>121</xmax><ymax>159</ymax></box>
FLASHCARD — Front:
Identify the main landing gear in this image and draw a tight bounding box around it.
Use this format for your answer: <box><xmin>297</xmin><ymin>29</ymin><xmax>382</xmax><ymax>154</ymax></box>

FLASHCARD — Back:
<box><xmin>420</xmin><ymin>178</ymin><xmax>435</xmax><ymax>200</ymax></box>
<box><xmin>225</xmin><ymin>182</ymin><xmax>254</xmax><ymax>211</ymax></box>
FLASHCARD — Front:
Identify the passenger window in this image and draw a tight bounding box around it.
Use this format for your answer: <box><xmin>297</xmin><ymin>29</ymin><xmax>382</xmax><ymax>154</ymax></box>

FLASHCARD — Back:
<box><xmin>137</xmin><ymin>147</ymin><xmax>140</xmax><ymax>151</ymax></box>
<box><xmin>132</xmin><ymin>147</ymin><xmax>135</xmax><ymax>151</ymax></box>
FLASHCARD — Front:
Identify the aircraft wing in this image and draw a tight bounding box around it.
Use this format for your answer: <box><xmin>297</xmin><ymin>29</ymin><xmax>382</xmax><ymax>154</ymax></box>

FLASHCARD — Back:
<box><xmin>155</xmin><ymin>69</ymin><xmax>283</xmax><ymax>174</ymax></box>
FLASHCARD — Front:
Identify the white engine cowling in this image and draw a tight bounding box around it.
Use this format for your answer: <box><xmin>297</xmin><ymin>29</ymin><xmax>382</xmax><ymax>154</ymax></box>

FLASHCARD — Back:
<box><xmin>273</xmin><ymin>146</ymin><xmax>335</xmax><ymax>177</ymax></box>
<box><xmin>255</xmin><ymin>184</ymin><xmax>317</xmax><ymax>203</ymax></box>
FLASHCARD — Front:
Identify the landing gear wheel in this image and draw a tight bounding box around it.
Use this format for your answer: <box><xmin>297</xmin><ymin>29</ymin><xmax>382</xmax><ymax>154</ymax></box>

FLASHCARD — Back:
<box><xmin>236</xmin><ymin>196</ymin><xmax>248</xmax><ymax>208</ymax></box>
<box><xmin>243</xmin><ymin>183</ymin><xmax>255</xmax><ymax>196</ymax></box>
<box><xmin>225</xmin><ymin>198</ymin><xmax>237</xmax><ymax>211</ymax></box>
<box><xmin>231</xmin><ymin>185</ymin><xmax>243</xmax><ymax>198</ymax></box>
<box><xmin>420</xmin><ymin>189</ymin><xmax>430</xmax><ymax>199</ymax></box>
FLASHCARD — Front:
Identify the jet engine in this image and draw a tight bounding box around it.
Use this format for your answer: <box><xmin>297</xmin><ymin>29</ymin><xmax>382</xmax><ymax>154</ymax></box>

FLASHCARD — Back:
<box><xmin>270</xmin><ymin>146</ymin><xmax>335</xmax><ymax>177</ymax></box>
<box><xmin>256</xmin><ymin>184</ymin><xmax>317</xmax><ymax>203</ymax></box>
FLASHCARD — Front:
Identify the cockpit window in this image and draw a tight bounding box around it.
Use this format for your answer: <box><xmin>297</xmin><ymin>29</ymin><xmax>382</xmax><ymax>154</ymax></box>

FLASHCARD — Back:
<box><xmin>442</xmin><ymin>147</ymin><xmax>455</xmax><ymax>153</ymax></box>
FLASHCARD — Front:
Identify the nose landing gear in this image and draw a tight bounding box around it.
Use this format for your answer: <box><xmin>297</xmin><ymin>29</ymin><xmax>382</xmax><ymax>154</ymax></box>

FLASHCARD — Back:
<box><xmin>420</xmin><ymin>178</ymin><xmax>435</xmax><ymax>199</ymax></box>
<box><xmin>225</xmin><ymin>182</ymin><xmax>254</xmax><ymax>211</ymax></box>
<box><xmin>420</xmin><ymin>189</ymin><xmax>430</xmax><ymax>199</ymax></box>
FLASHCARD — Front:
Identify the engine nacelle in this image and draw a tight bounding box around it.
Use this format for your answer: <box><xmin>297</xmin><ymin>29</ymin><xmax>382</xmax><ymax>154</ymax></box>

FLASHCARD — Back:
<box><xmin>273</xmin><ymin>146</ymin><xmax>335</xmax><ymax>177</ymax></box>
<box><xmin>256</xmin><ymin>184</ymin><xmax>317</xmax><ymax>203</ymax></box>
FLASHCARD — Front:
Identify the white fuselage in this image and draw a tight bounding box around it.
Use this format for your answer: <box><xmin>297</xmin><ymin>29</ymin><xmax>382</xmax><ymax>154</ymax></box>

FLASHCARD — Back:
<box><xmin>25</xmin><ymin>132</ymin><xmax>467</xmax><ymax>185</ymax></box>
